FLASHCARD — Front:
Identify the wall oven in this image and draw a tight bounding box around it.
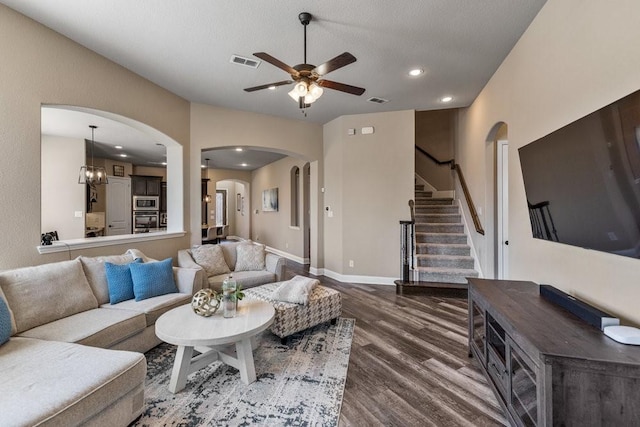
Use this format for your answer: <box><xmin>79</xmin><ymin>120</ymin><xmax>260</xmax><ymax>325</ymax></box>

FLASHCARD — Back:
<box><xmin>133</xmin><ymin>211</ymin><xmax>159</xmax><ymax>233</ymax></box>
<box><xmin>132</xmin><ymin>196</ymin><xmax>159</xmax><ymax>211</ymax></box>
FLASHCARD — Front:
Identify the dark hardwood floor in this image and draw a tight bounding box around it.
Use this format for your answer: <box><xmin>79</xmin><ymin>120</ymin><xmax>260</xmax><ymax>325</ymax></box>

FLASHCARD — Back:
<box><xmin>283</xmin><ymin>261</ymin><xmax>506</xmax><ymax>427</ymax></box>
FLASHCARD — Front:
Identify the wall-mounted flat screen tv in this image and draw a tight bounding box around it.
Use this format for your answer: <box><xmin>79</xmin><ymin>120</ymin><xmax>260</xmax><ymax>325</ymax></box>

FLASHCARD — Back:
<box><xmin>519</xmin><ymin>88</ymin><xmax>640</xmax><ymax>259</ymax></box>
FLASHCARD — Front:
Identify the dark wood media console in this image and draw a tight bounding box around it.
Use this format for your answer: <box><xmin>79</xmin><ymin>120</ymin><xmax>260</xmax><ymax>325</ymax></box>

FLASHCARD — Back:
<box><xmin>468</xmin><ymin>278</ymin><xmax>640</xmax><ymax>426</ymax></box>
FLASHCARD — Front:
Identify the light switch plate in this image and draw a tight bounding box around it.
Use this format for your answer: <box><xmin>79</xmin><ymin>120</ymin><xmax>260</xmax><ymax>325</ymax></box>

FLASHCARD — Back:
<box><xmin>362</xmin><ymin>126</ymin><xmax>374</xmax><ymax>135</ymax></box>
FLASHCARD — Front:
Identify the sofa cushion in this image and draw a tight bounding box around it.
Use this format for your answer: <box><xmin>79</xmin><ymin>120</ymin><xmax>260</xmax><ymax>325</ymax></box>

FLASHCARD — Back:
<box><xmin>18</xmin><ymin>308</ymin><xmax>146</xmax><ymax>348</ymax></box>
<box><xmin>208</xmin><ymin>270</ymin><xmax>276</xmax><ymax>291</ymax></box>
<box><xmin>0</xmin><ymin>259</ymin><xmax>98</xmax><ymax>334</ymax></box>
<box><xmin>0</xmin><ymin>337</ymin><xmax>146</xmax><ymax>427</ymax></box>
<box><xmin>79</xmin><ymin>253</ymin><xmax>135</xmax><ymax>305</ymax></box>
<box><xmin>235</xmin><ymin>243</ymin><xmax>266</xmax><ymax>271</ymax></box>
<box><xmin>0</xmin><ymin>296</ymin><xmax>10</xmax><ymax>345</ymax></box>
<box><xmin>130</xmin><ymin>258</ymin><xmax>178</xmax><ymax>301</ymax></box>
<box><xmin>102</xmin><ymin>292</ymin><xmax>191</xmax><ymax>326</ymax></box>
<box><xmin>191</xmin><ymin>244</ymin><xmax>231</xmax><ymax>277</ymax></box>
<box><xmin>219</xmin><ymin>241</ymin><xmax>242</xmax><ymax>270</ymax></box>
<box><xmin>105</xmin><ymin>258</ymin><xmax>143</xmax><ymax>304</ymax></box>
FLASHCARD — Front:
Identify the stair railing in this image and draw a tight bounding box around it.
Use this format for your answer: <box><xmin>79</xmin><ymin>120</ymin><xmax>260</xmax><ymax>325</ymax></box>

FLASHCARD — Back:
<box><xmin>399</xmin><ymin>199</ymin><xmax>415</xmax><ymax>283</ymax></box>
<box><xmin>415</xmin><ymin>145</ymin><xmax>484</xmax><ymax>235</ymax></box>
<box><xmin>528</xmin><ymin>200</ymin><xmax>558</xmax><ymax>241</ymax></box>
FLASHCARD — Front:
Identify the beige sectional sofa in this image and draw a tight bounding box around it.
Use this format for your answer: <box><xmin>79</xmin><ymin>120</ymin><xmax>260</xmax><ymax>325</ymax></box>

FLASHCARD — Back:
<box><xmin>0</xmin><ymin>250</ymin><xmax>203</xmax><ymax>427</ymax></box>
<box><xmin>178</xmin><ymin>240</ymin><xmax>285</xmax><ymax>291</ymax></box>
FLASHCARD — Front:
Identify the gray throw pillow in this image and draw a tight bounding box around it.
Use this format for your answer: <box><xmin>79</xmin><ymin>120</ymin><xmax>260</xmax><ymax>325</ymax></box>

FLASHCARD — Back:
<box><xmin>192</xmin><ymin>245</ymin><xmax>231</xmax><ymax>277</ymax></box>
<box><xmin>235</xmin><ymin>243</ymin><xmax>266</xmax><ymax>272</ymax></box>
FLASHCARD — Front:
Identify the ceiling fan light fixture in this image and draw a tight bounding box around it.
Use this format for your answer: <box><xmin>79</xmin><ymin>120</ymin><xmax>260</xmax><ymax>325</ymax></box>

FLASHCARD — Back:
<box><xmin>294</xmin><ymin>81</ymin><xmax>308</xmax><ymax>96</ymax></box>
<box><xmin>288</xmin><ymin>88</ymin><xmax>301</xmax><ymax>102</ymax></box>
<box><xmin>309</xmin><ymin>83</ymin><xmax>323</xmax><ymax>99</ymax></box>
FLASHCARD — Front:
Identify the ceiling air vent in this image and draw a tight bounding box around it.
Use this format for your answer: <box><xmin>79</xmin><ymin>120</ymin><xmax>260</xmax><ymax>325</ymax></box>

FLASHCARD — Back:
<box><xmin>230</xmin><ymin>55</ymin><xmax>261</xmax><ymax>69</ymax></box>
<box><xmin>367</xmin><ymin>97</ymin><xmax>389</xmax><ymax>104</ymax></box>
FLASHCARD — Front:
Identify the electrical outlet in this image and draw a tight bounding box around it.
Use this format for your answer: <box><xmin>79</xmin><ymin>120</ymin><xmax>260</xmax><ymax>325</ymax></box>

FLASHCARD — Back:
<box><xmin>74</xmin><ymin>211</ymin><xmax>83</xmax><ymax>218</ymax></box>
<box><xmin>349</xmin><ymin>260</ymin><xmax>354</xmax><ymax>267</ymax></box>
<box><xmin>285</xmin><ymin>242</ymin><xmax>289</xmax><ymax>248</ymax></box>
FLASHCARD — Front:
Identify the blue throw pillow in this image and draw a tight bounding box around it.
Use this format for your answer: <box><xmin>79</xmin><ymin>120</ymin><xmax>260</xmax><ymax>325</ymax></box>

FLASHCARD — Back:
<box><xmin>130</xmin><ymin>257</ymin><xmax>178</xmax><ymax>301</ymax></box>
<box><xmin>105</xmin><ymin>258</ymin><xmax>143</xmax><ymax>305</ymax></box>
<box><xmin>0</xmin><ymin>297</ymin><xmax>12</xmax><ymax>346</ymax></box>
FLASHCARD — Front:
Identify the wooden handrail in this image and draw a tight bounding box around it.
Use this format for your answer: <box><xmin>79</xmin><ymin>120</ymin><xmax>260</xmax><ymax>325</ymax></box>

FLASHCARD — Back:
<box><xmin>454</xmin><ymin>164</ymin><xmax>484</xmax><ymax>235</ymax></box>
<box><xmin>415</xmin><ymin>145</ymin><xmax>454</xmax><ymax>167</ymax></box>
<box><xmin>415</xmin><ymin>145</ymin><xmax>484</xmax><ymax>235</ymax></box>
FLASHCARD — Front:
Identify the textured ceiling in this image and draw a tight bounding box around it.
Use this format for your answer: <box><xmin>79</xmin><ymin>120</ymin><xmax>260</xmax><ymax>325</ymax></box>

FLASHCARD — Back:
<box><xmin>2</xmin><ymin>0</ymin><xmax>546</xmax><ymax>125</ymax></box>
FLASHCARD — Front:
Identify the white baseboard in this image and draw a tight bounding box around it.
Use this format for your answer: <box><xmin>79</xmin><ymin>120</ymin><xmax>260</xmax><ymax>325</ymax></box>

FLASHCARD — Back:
<box><xmin>265</xmin><ymin>246</ymin><xmax>309</xmax><ymax>265</ymax></box>
<box><xmin>321</xmin><ymin>269</ymin><xmax>396</xmax><ymax>286</ymax></box>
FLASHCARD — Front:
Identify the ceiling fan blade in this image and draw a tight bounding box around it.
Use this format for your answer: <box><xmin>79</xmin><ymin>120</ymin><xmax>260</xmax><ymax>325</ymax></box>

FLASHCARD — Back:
<box><xmin>244</xmin><ymin>80</ymin><xmax>293</xmax><ymax>92</ymax></box>
<box><xmin>317</xmin><ymin>79</ymin><xmax>366</xmax><ymax>96</ymax></box>
<box><xmin>313</xmin><ymin>52</ymin><xmax>357</xmax><ymax>76</ymax></box>
<box><xmin>253</xmin><ymin>52</ymin><xmax>299</xmax><ymax>76</ymax></box>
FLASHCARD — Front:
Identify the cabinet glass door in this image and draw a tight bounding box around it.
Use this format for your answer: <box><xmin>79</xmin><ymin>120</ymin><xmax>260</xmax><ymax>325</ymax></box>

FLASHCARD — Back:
<box><xmin>471</xmin><ymin>301</ymin><xmax>486</xmax><ymax>364</ymax></box>
<box><xmin>510</xmin><ymin>344</ymin><xmax>538</xmax><ymax>426</ymax></box>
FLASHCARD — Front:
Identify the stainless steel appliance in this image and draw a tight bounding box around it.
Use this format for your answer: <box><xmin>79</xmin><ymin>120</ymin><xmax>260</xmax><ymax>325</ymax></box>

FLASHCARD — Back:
<box><xmin>132</xmin><ymin>195</ymin><xmax>159</xmax><ymax>211</ymax></box>
<box><xmin>133</xmin><ymin>211</ymin><xmax>159</xmax><ymax>233</ymax></box>
<box><xmin>159</xmin><ymin>212</ymin><xmax>167</xmax><ymax>227</ymax></box>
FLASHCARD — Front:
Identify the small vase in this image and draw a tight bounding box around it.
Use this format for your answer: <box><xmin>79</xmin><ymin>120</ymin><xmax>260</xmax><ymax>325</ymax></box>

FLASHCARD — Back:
<box><xmin>222</xmin><ymin>275</ymin><xmax>237</xmax><ymax>318</ymax></box>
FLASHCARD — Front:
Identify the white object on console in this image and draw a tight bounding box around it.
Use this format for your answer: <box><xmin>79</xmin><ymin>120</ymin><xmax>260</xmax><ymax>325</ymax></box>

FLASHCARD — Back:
<box><xmin>604</xmin><ymin>325</ymin><xmax>640</xmax><ymax>345</ymax></box>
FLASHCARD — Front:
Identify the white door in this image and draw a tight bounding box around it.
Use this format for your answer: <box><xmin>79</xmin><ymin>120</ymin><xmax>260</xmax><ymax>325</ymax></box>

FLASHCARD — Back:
<box><xmin>106</xmin><ymin>177</ymin><xmax>131</xmax><ymax>235</ymax></box>
<box><xmin>497</xmin><ymin>141</ymin><xmax>509</xmax><ymax>279</ymax></box>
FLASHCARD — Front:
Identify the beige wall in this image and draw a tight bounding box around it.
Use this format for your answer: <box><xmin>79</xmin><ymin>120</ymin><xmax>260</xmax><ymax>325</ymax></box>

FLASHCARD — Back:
<box><xmin>323</xmin><ymin>110</ymin><xmax>415</xmax><ymax>280</ymax></box>
<box><xmin>0</xmin><ymin>5</ymin><xmax>190</xmax><ymax>268</ymax></box>
<box><xmin>415</xmin><ymin>110</ymin><xmax>456</xmax><ymax>191</ymax></box>
<box><xmin>41</xmin><ymin>135</ymin><xmax>85</xmax><ymax>239</ymax></box>
<box><xmin>190</xmin><ymin>103</ymin><xmax>323</xmax><ymax>267</ymax></box>
<box><xmin>456</xmin><ymin>0</ymin><xmax>640</xmax><ymax>325</ymax></box>
<box><xmin>251</xmin><ymin>157</ymin><xmax>309</xmax><ymax>261</ymax></box>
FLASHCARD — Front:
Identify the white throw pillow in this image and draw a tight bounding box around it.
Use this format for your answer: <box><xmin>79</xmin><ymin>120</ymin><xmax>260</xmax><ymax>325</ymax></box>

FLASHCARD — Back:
<box><xmin>235</xmin><ymin>243</ymin><xmax>266</xmax><ymax>272</ymax></box>
<box><xmin>191</xmin><ymin>245</ymin><xmax>231</xmax><ymax>277</ymax></box>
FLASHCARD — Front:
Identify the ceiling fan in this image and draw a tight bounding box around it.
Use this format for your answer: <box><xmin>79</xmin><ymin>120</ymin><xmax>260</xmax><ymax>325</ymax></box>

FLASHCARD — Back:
<box><xmin>244</xmin><ymin>12</ymin><xmax>365</xmax><ymax>109</ymax></box>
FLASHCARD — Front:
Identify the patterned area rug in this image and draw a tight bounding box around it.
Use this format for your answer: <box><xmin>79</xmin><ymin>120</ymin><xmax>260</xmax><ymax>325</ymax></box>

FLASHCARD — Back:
<box><xmin>134</xmin><ymin>318</ymin><xmax>354</xmax><ymax>426</ymax></box>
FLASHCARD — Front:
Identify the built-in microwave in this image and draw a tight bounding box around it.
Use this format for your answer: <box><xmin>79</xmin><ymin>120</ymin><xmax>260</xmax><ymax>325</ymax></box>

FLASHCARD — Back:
<box><xmin>133</xmin><ymin>211</ymin><xmax>159</xmax><ymax>233</ymax></box>
<box><xmin>132</xmin><ymin>196</ymin><xmax>159</xmax><ymax>211</ymax></box>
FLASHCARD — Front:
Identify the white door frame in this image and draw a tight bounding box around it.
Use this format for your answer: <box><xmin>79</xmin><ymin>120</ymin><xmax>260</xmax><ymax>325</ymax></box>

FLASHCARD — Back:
<box><xmin>496</xmin><ymin>140</ymin><xmax>509</xmax><ymax>279</ymax></box>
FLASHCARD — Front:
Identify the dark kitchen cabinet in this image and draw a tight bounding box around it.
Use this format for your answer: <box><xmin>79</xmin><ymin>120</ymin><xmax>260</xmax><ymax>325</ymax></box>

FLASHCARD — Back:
<box><xmin>131</xmin><ymin>175</ymin><xmax>162</xmax><ymax>196</ymax></box>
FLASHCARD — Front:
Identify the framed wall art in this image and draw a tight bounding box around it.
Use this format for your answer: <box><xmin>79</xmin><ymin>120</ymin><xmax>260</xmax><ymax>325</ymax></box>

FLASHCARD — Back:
<box><xmin>113</xmin><ymin>164</ymin><xmax>125</xmax><ymax>177</ymax></box>
<box><xmin>262</xmin><ymin>188</ymin><xmax>278</xmax><ymax>212</ymax></box>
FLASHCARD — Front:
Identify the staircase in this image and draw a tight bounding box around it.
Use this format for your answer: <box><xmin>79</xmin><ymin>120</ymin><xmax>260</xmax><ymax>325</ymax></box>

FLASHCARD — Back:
<box><xmin>412</xmin><ymin>183</ymin><xmax>479</xmax><ymax>287</ymax></box>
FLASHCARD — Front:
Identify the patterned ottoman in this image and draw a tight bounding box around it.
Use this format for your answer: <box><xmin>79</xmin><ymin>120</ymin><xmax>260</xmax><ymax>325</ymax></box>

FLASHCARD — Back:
<box><xmin>243</xmin><ymin>282</ymin><xmax>342</xmax><ymax>342</ymax></box>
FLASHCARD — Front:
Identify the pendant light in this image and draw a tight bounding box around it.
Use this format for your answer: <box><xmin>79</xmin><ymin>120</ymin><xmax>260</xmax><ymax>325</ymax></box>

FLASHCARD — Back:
<box><xmin>203</xmin><ymin>158</ymin><xmax>212</xmax><ymax>203</ymax></box>
<box><xmin>78</xmin><ymin>125</ymin><xmax>108</xmax><ymax>185</ymax></box>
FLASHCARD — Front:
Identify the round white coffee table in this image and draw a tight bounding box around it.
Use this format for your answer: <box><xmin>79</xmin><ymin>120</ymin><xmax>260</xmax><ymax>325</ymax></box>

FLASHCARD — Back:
<box><xmin>155</xmin><ymin>299</ymin><xmax>275</xmax><ymax>393</ymax></box>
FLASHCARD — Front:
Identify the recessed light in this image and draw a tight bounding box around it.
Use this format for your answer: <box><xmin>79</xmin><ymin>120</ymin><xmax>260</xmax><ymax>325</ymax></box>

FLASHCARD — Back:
<box><xmin>201</xmin><ymin>164</ymin><xmax>206</xmax><ymax>169</ymax></box>
<box><xmin>161</xmin><ymin>162</ymin><xmax>167</xmax><ymax>166</ymax></box>
<box><xmin>409</xmin><ymin>68</ymin><xmax>424</xmax><ymax>77</ymax></box>
<box><xmin>235</xmin><ymin>148</ymin><xmax>243</xmax><ymax>152</ymax></box>
<box><xmin>240</xmin><ymin>163</ymin><xmax>248</xmax><ymax>167</ymax></box>
<box><xmin>114</xmin><ymin>145</ymin><xmax>123</xmax><ymax>149</ymax></box>
<box><xmin>441</xmin><ymin>96</ymin><xmax>453</xmax><ymax>103</ymax></box>
<box><xmin>119</xmin><ymin>154</ymin><xmax>127</xmax><ymax>158</ymax></box>
<box><xmin>268</xmin><ymin>86</ymin><xmax>276</xmax><ymax>90</ymax></box>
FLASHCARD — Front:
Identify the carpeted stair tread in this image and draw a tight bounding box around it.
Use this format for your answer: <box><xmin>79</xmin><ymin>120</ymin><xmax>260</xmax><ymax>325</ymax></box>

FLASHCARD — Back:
<box><xmin>416</xmin><ymin>266</ymin><xmax>479</xmax><ymax>284</ymax></box>
<box><xmin>416</xmin><ymin>232</ymin><xmax>468</xmax><ymax>244</ymax></box>
<box><xmin>416</xmin><ymin>223</ymin><xmax>465</xmax><ymax>233</ymax></box>
<box><xmin>416</xmin><ymin>254</ymin><xmax>475</xmax><ymax>269</ymax></box>
<box><xmin>415</xmin><ymin>213</ymin><xmax>461</xmax><ymax>223</ymax></box>
<box><xmin>416</xmin><ymin>243</ymin><xmax>471</xmax><ymax>256</ymax></box>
